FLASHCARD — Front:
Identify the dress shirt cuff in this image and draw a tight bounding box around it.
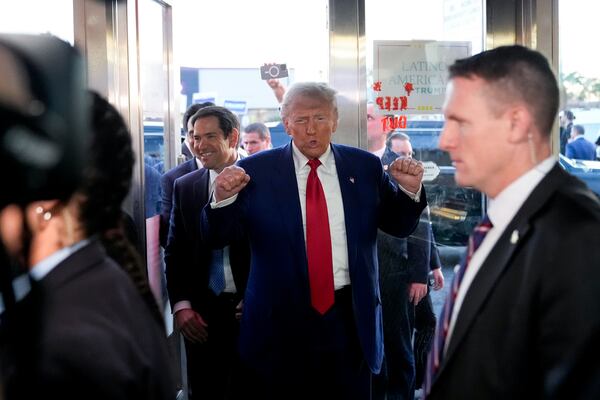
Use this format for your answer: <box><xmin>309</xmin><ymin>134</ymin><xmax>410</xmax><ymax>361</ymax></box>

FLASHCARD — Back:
<box><xmin>173</xmin><ymin>300</ymin><xmax>192</xmax><ymax>315</ymax></box>
<box><xmin>210</xmin><ymin>193</ymin><xmax>238</xmax><ymax>208</ymax></box>
<box><xmin>398</xmin><ymin>184</ymin><xmax>422</xmax><ymax>202</ymax></box>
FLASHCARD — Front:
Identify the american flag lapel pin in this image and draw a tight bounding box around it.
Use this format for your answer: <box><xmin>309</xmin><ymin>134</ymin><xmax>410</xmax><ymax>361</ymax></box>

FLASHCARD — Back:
<box><xmin>349</xmin><ymin>177</ymin><xmax>355</xmax><ymax>184</ymax></box>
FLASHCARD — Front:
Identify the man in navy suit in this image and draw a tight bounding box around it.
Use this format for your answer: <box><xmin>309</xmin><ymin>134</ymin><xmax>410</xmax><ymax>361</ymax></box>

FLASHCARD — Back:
<box><xmin>426</xmin><ymin>45</ymin><xmax>600</xmax><ymax>399</ymax></box>
<box><xmin>159</xmin><ymin>102</ymin><xmax>214</xmax><ymax>246</ymax></box>
<box><xmin>201</xmin><ymin>82</ymin><xmax>426</xmax><ymax>399</ymax></box>
<box><xmin>565</xmin><ymin>124</ymin><xmax>596</xmax><ymax>160</ymax></box>
<box><xmin>165</xmin><ymin>106</ymin><xmax>250</xmax><ymax>399</ymax></box>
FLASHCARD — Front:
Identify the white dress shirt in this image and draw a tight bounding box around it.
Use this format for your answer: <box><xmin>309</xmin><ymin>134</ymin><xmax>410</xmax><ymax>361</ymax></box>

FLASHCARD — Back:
<box><xmin>291</xmin><ymin>142</ymin><xmax>351</xmax><ymax>289</ymax></box>
<box><xmin>445</xmin><ymin>156</ymin><xmax>556</xmax><ymax>351</ymax></box>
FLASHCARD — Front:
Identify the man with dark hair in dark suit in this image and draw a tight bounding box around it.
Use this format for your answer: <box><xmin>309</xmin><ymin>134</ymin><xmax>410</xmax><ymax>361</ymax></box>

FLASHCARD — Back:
<box><xmin>201</xmin><ymin>82</ymin><xmax>426</xmax><ymax>399</ymax></box>
<box><xmin>159</xmin><ymin>101</ymin><xmax>214</xmax><ymax>247</ymax></box>
<box><xmin>425</xmin><ymin>45</ymin><xmax>600</xmax><ymax>399</ymax></box>
<box><xmin>165</xmin><ymin>106</ymin><xmax>249</xmax><ymax>399</ymax></box>
<box><xmin>373</xmin><ymin>133</ymin><xmax>441</xmax><ymax>400</ymax></box>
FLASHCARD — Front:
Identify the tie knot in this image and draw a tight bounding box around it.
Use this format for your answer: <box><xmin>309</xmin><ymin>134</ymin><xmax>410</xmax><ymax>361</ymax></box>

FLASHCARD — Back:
<box><xmin>307</xmin><ymin>159</ymin><xmax>322</xmax><ymax>171</ymax></box>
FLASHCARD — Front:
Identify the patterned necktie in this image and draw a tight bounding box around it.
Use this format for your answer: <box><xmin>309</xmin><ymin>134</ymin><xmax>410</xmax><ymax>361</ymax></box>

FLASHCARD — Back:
<box><xmin>306</xmin><ymin>159</ymin><xmax>334</xmax><ymax>315</ymax></box>
<box><xmin>208</xmin><ymin>248</ymin><xmax>225</xmax><ymax>295</ymax></box>
<box><xmin>424</xmin><ymin>214</ymin><xmax>493</xmax><ymax>394</ymax></box>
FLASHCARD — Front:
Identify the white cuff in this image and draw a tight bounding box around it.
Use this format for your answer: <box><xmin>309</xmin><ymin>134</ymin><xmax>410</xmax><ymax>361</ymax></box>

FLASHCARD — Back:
<box><xmin>210</xmin><ymin>193</ymin><xmax>238</xmax><ymax>208</ymax></box>
<box><xmin>398</xmin><ymin>184</ymin><xmax>422</xmax><ymax>202</ymax></box>
<box><xmin>172</xmin><ymin>300</ymin><xmax>192</xmax><ymax>315</ymax></box>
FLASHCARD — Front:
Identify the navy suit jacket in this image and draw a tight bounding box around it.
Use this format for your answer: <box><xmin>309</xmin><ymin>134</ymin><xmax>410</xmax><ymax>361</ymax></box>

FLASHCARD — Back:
<box><xmin>201</xmin><ymin>143</ymin><xmax>426</xmax><ymax>375</ymax></box>
<box><xmin>160</xmin><ymin>158</ymin><xmax>198</xmax><ymax>247</ymax></box>
<box><xmin>428</xmin><ymin>165</ymin><xmax>600</xmax><ymax>399</ymax></box>
<box><xmin>565</xmin><ymin>137</ymin><xmax>596</xmax><ymax>160</ymax></box>
<box><xmin>164</xmin><ymin>168</ymin><xmax>249</xmax><ymax>315</ymax></box>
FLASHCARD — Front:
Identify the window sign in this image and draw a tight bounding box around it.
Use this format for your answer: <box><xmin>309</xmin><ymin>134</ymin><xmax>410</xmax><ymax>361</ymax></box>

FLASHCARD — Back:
<box><xmin>372</xmin><ymin>40</ymin><xmax>471</xmax><ymax>116</ymax></box>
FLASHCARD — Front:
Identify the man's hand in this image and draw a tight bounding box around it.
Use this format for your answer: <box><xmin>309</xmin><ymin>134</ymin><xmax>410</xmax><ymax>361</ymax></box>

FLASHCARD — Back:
<box><xmin>409</xmin><ymin>283</ymin><xmax>428</xmax><ymax>305</ymax></box>
<box><xmin>432</xmin><ymin>268</ymin><xmax>445</xmax><ymax>291</ymax></box>
<box><xmin>388</xmin><ymin>157</ymin><xmax>424</xmax><ymax>194</ymax></box>
<box><xmin>175</xmin><ymin>309</ymin><xmax>208</xmax><ymax>344</ymax></box>
<box><xmin>214</xmin><ymin>165</ymin><xmax>250</xmax><ymax>202</ymax></box>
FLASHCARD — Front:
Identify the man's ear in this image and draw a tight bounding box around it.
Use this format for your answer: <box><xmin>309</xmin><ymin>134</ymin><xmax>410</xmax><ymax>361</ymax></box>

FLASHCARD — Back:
<box><xmin>506</xmin><ymin>105</ymin><xmax>534</xmax><ymax>144</ymax></box>
<box><xmin>27</xmin><ymin>200</ymin><xmax>61</xmax><ymax>231</ymax></box>
<box><xmin>228</xmin><ymin>128</ymin><xmax>240</xmax><ymax>149</ymax></box>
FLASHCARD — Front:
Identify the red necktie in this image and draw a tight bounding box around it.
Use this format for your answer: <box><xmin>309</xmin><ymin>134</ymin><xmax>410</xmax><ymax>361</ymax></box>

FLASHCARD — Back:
<box><xmin>306</xmin><ymin>159</ymin><xmax>334</xmax><ymax>315</ymax></box>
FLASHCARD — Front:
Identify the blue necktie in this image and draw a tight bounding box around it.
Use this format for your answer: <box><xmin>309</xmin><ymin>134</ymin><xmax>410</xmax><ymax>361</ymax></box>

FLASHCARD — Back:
<box><xmin>424</xmin><ymin>214</ymin><xmax>493</xmax><ymax>395</ymax></box>
<box><xmin>208</xmin><ymin>249</ymin><xmax>225</xmax><ymax>295</ymax></box>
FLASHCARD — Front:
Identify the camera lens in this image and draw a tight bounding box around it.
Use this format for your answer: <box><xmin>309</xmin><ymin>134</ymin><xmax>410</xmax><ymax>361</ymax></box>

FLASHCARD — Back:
<box><xmin>268</xmin><ymin>65</ymin><xmax>280</xmax><ymax>78</ymax></box>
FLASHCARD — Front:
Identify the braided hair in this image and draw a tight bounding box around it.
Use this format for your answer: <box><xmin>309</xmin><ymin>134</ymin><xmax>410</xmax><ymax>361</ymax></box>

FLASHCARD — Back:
<box><xmin>78</xmin><ymin>91</ymin><xmax>163</xmax><ymax>326</ymax></box>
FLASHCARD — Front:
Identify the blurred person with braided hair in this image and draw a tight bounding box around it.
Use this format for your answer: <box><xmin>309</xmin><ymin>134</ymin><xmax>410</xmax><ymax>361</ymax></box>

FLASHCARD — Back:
<box><xmin>0</xmin><ymin>91</ymin><xmax>175</xmax><ymax>399</ymax></box>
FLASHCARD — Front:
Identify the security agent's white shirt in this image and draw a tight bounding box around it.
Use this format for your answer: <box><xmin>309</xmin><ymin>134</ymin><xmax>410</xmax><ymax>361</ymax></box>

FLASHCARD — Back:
<box><xmin>445</xmin><ymin>156</ymin><xmax>555</xmax><ymax>352</ymax></box>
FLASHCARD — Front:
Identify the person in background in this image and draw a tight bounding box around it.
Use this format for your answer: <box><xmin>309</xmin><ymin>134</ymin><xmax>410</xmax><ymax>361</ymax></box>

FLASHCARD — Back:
<box><xmin>201</xmin><ymin>82</ymin><xmax>426</xmax><ymax>399</ymax></box>
<box><xmin>596</xmin><ymin>136</ymin><xmax>600</xmax><ymax>161</ymax></box>
<box><xmin>426</xmin><ymin>44</ymin><xmax>600</xmax><ymax>399</ymax></box>
<box><xmin>559</xmin><ymin>109</ymin><xmax>575</xmax><ymax>155</ymax></box>
<box><xmin>565</xmin><ymin>124</ymin><xmax>596</xmax><ymax>160</ymax></box>
<box><xmin>181</xmin><ymin>102</ymin><xmax>216</xmax><ymax>161</ymax></box>
<box><xmin>242</xmin><ymin>122</ymin><xmax>272</xmax><ymax>155</ymax></box>
<box><xmin>367</xmin><ymin>102</ymin><xmax>391</xmax><ymax>158</ymax></box>
<box><xmin>0</xmin><ymin>91</ymin><xmax>175</xmax><ymax>399</ymax></box>
<box><xmin>159</xmin><ymin>101</ymin><xmax>214</xmax><ymax>247</ymax></box>
<box><xmin>373</xmin><ymin>131</ymin><xmax>441</xmax><ymax>400</ymax></box>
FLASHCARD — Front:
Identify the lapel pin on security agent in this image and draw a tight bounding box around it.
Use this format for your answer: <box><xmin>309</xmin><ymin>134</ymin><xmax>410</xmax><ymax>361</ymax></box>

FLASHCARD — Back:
<box><xmin>349</xmin><ymin>177</ymin><xmax>355</xmax><ymax>184</ymax></box>
<box><xmin>510</xmin><ymin>229</ymin><xmax>519</xmax><ymax>244</ymax></box>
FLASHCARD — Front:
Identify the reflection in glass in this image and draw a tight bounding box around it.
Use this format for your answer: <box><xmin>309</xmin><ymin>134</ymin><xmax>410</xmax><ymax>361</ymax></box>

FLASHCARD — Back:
<box><xmin>139</xmin><ymin>0</ymin><xmax>167</xmax><ymax>218</ymax></box>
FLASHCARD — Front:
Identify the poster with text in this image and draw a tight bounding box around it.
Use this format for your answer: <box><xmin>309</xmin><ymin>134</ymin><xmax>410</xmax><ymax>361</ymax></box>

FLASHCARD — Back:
<box><xmin>372</xmin><ymin>40</ymin><xmax>471</xmax><ymax>114</ymax></box>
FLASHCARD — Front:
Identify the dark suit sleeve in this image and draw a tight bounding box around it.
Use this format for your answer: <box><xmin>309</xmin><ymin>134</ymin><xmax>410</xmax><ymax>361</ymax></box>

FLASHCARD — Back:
<box><xmin>164</xmin><ymin>179</ymin><xmax>193</xmax><ymax>308</ymax></box>
<box><xmin>159</xmin><ymin>173</ymin><xmax>174</xmax><ymax>248</ymax></box>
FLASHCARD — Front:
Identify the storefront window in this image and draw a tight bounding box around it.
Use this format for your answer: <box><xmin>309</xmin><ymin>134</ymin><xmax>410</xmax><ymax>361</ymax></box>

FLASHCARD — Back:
<box><xmin>557</xmin><ymin>0</ymin><xmax>600</xmax><ymax>196</ymax></box>
<box><xmin>366</xmin><ymin>0</ymin><xmax>485</xmax><ymax>257</ymax></box>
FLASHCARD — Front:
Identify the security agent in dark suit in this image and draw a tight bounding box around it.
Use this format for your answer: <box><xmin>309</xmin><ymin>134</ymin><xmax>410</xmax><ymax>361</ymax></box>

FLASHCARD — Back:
<box><xmin>159</xmin><ymin>101</ymin><xmax>214</xmax><ymax>247</ymax></box>
<box><xmin>373</xmin><ymin>140</ymin><xmax>432</xmax><ymax>400</ymax></box>
<box><xmin>426</xmin><ymin>45</ymin><xmax>600</xmax><ymax>399</ymax></box>
<box><xmin>165</xmin><ymin>106</ymin><xmax>250</xmax><ymax>399</ymax></box>
<box><xmin>201</xmin><ymin>82</ymin><xmax>427</xmax><ymax>399</ymax></box>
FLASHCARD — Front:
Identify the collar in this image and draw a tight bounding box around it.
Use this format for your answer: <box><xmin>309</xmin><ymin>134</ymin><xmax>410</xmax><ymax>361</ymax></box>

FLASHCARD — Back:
<box><xmin>291</xmin><ymin>141</ymin><xmax>333</xmax><ymax>173</ymax></box>
<box><xmin>487</xmin><ymin>156</ymin><xmax>555</xmax><ymax>231</ymax></box>
<box><xmin>30</xmin><ymin>238</ymin><xmax>91</xmax><ymax>281</ymax></box>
